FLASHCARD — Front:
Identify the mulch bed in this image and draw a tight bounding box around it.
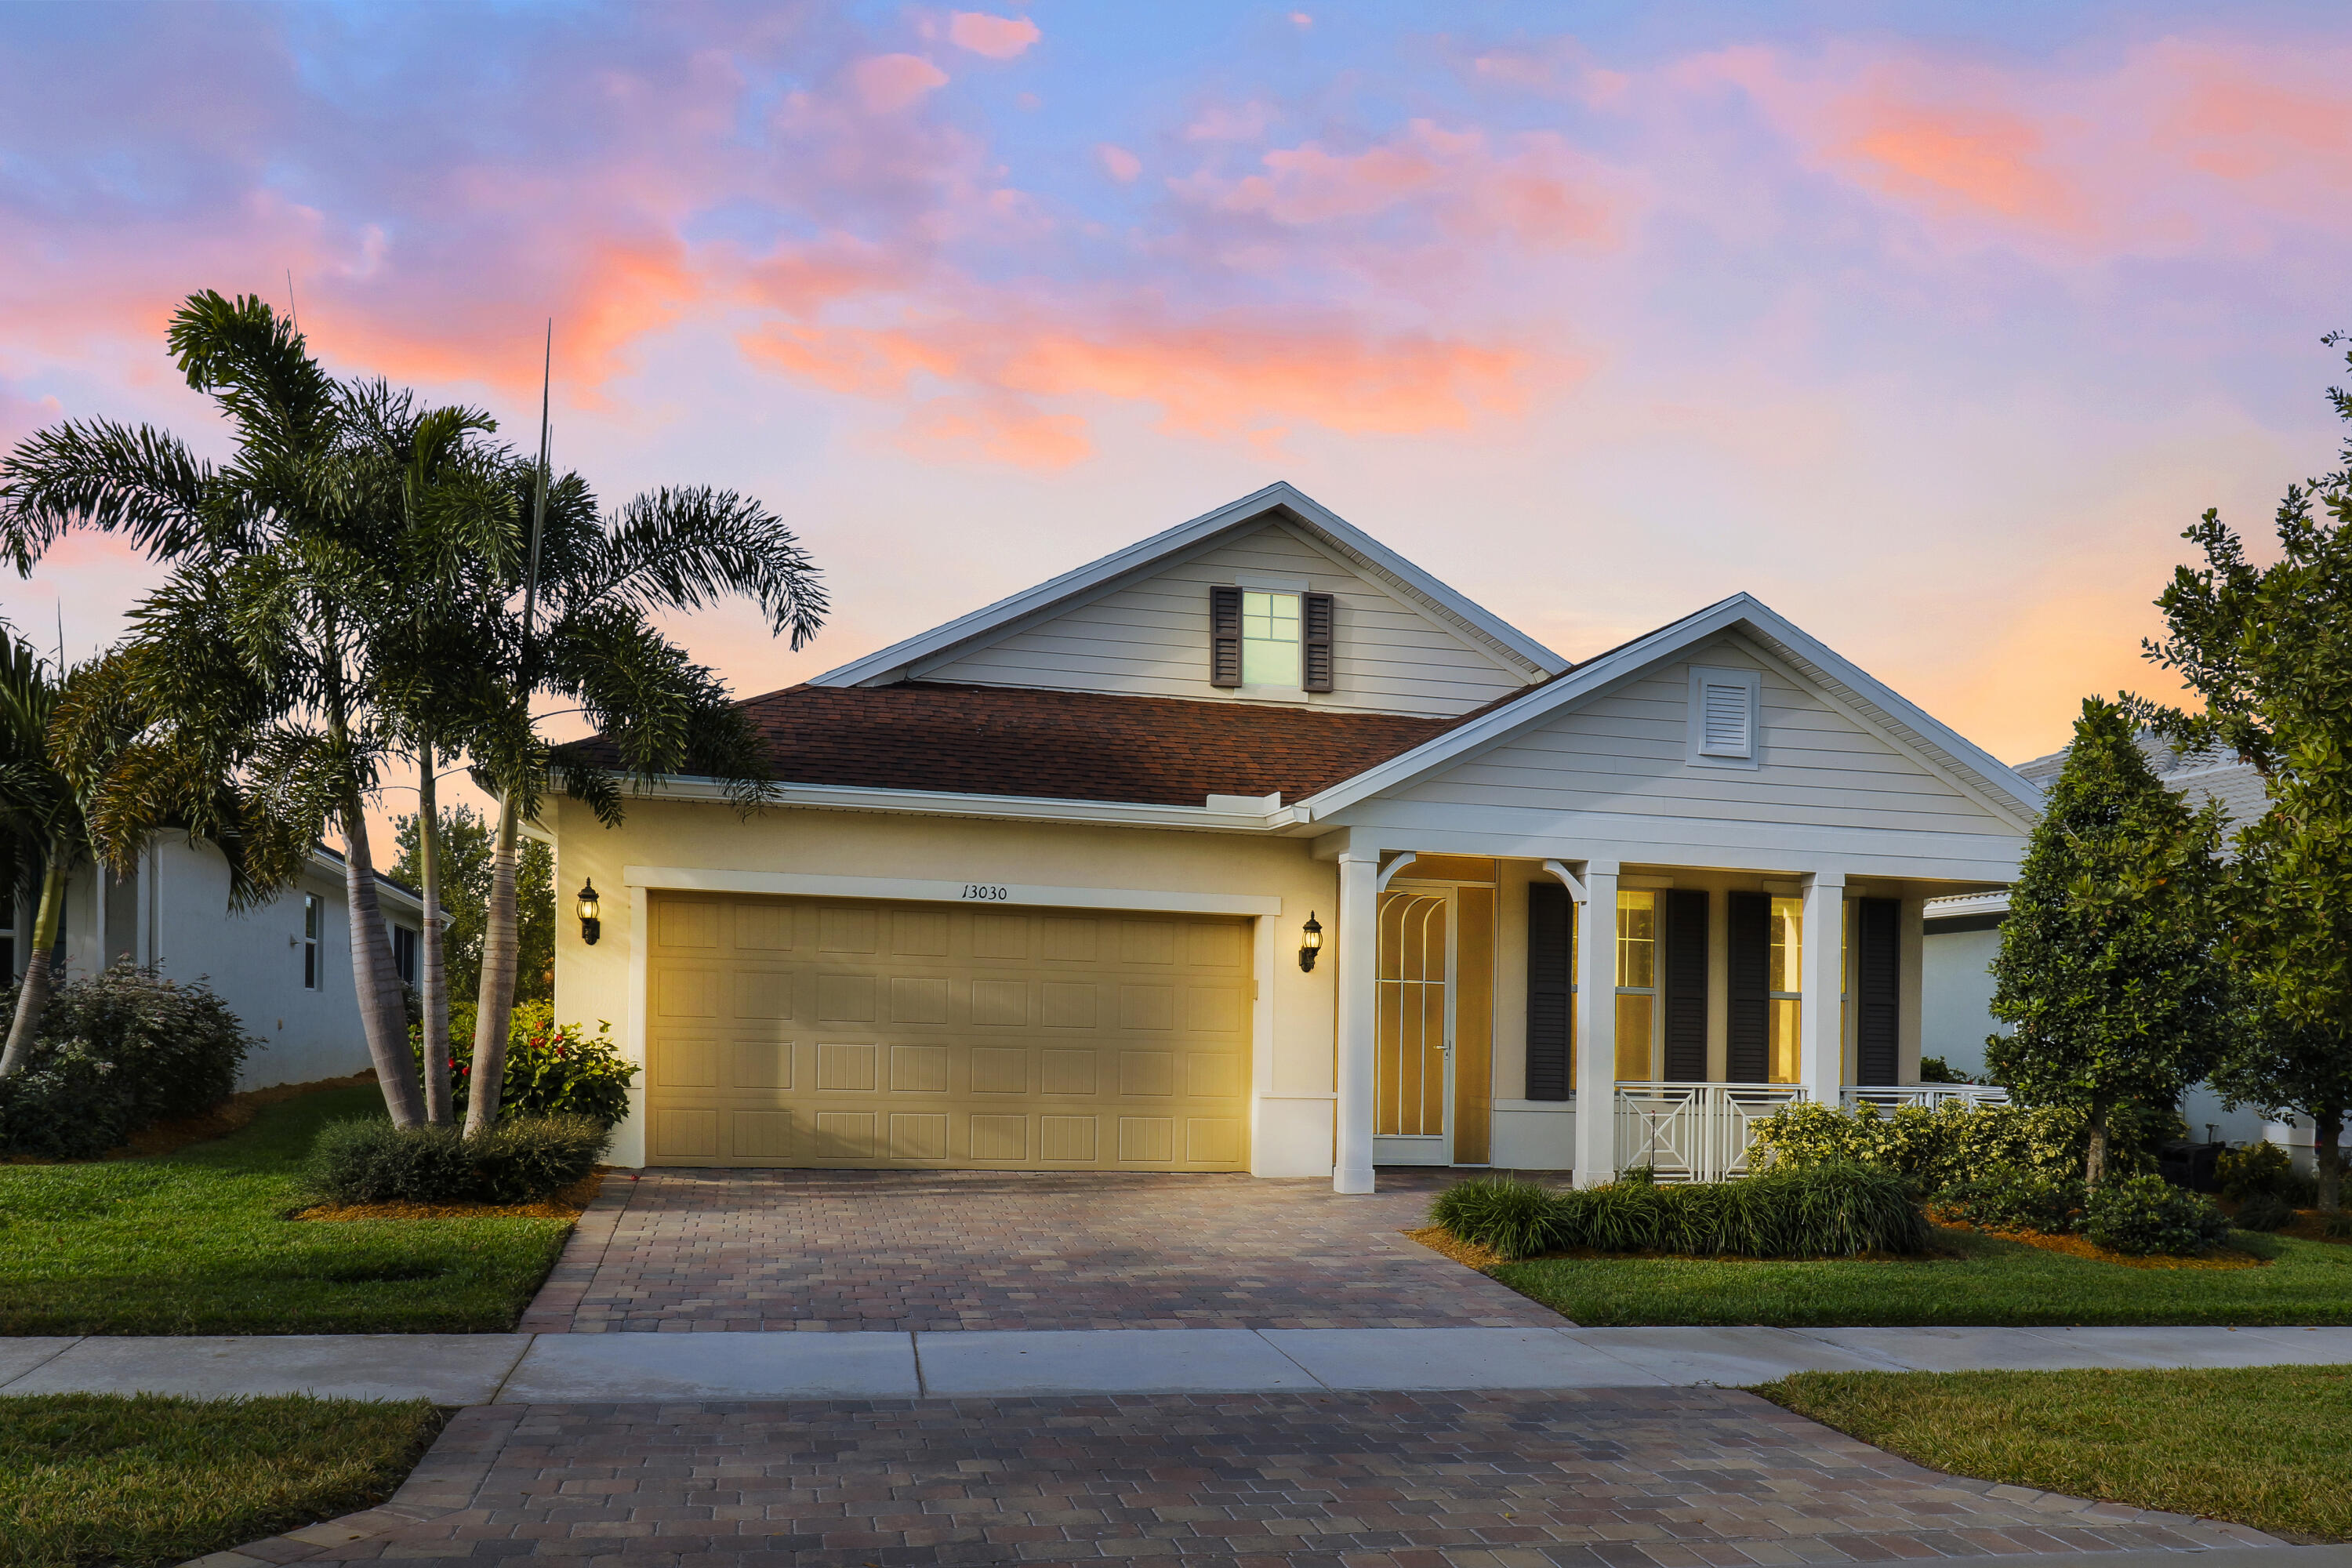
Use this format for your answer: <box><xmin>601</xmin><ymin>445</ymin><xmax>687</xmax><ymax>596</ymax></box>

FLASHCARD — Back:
<box><xmin>292</xmin><ymin>1171</ymin><xmax>604</xmax><ymax>1223</ymax></box>
<box><xmin>1929</xmin><ymin>1216</ymin><xmax>2267</xmax><ymax>1269</ymax></box>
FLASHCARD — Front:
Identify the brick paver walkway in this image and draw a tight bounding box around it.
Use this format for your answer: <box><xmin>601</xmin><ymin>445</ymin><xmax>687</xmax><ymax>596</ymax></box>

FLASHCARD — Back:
<box><xmin>270</xmin><ymin>1388</ymin><xmax>2276</xmax><ymax>1567</ymax></box>
<box><xmin>528</xmin><ymin>1169</ymin><xmax>1557</xmax><ymax>1334</ymax></box>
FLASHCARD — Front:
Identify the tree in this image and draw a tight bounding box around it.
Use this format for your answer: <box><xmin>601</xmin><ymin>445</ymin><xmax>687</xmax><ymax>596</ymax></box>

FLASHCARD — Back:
<box><xmin>0</xmin><ymin>292</ymin><xmax>509</xmax><ymax>1125</ymax></box>
<box><xmin>1987</xmin><ymin>697</ymin><xmax>2232</xmax><ymax>1184</ymax></box>
<box><xmin>2135</xmin><ymin>343</ymin><xmax>2352</xmax><ymax>1209</ymax></box>
<box><xmin>390</xmin><ymin>804</ymin><xmax>552</xmax><ymax>1007</ymax></box>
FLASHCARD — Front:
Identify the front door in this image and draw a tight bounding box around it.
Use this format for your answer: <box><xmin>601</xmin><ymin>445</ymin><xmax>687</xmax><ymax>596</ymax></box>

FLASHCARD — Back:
<box><xmin>1374</xmin><ymin>888</ymin><xmax>1452</xmax><ymax>1164</ymax></box>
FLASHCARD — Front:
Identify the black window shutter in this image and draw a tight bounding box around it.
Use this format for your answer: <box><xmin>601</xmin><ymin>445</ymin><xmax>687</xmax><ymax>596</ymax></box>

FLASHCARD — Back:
<box><xmin>1209</xmin><ymin>585</ymin><xmax>1243</xmax><ymax>688</ymax></box>
<box><xmin>1525</xmin><ymin>881</ymin><xmax>1572</xmax><ymax>1100</ymax></box>
<box><xmin>1856</xmin><ymin>897</ymin><xmax>1900</xmax><ymax>1086</ymax></box>
<box><xmin>1301</xmin><ymin>591</ymin><xmax>1336</xmax><ymax>692</ymax></box>
<box><xmin>1662</xmin><ymin>889</ymin><xmax>1708</xmax><ymax>1081</ymax></box>
<box><xmin>1726</xmin><ymin>891</ymin><xmax>1769</xmax><ymax>1083</ymax></box>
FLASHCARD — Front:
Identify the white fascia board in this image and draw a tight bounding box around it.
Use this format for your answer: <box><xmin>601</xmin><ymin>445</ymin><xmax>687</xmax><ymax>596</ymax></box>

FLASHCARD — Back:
<box><xmin>1298</xmin><ymin>593</ymin><xmax>2045</xmax><ymax>832</ymax></box>
<box><xmin>808</xmin><ymin>481</ymin><xmax>1566</xmax><ymax>688</ymax></box>
<box><xmin>641</xmin><ymin>774</ymin><xmax>1311</xmax><ymax>833</ymax></box>
<box><xmin>622</xmin><ymin>866</ymin><xmax>1282</xmax><ymax>918</ymax></box>
<box><xmin>308</xmin><ymin>850</ymin><xmax>428</xmax><ymax>919</ymax></box>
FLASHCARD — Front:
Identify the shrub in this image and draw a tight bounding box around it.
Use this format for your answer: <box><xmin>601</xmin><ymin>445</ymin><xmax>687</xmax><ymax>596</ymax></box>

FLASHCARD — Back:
<box><xmin>1932</xmin><ymin>1167</ymin><xmax>2085</xmax><ymax>1233</ymax></box>
<box><xmin>412</xmin><ymin>1002</ymin><xmax>637</xmax><ymax>1131</ymax></box>
<box><xmin>0</xmin><ymin>963</ymin><xmax>256</xmax><ymax>1157</ymax></box>
<box><xmin>2216</xmin><ymin>1142</ymin><xmax>2317</xmax><ymax>1206</ymax></box>
<box><xmin>1750</xmin><ymin>1097</ymin><xmax>2178</xmax><ymax>1192</ymax></box>
<box><xmin>2082</xmin><ymin>1174</ymin><xmax>2232</xmax><ymax>1257</ymax></box>
<box><xmin>306</xmin><ymin>1114</ymin><xmax>608</xmax><ymax>1205</ymax></box>
<box><xmin>2233</xmin><ymin>1192</ymin><xmax>2297</xmax><ymax>1232</ymax></box>
<box><xmin>1430</xmin><ymin>1163</ymin><xmax>1930</xmax><ymax>1260</ymax></box>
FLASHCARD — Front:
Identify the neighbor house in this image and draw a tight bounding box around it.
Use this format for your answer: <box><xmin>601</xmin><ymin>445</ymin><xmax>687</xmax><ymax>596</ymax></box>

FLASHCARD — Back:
<box><xmin>13</xmin><ymin>838</ymin><xmax>426</xmax><ymax>1090</ymax></box>
<box><xmin>551</xmin><ymin>482</ymin><xmax>2034</xmax><ymax>1191</ymax></box>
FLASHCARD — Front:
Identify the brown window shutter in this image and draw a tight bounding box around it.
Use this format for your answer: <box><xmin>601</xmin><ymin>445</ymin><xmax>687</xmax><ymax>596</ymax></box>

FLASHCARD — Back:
<box><xmin>1856</xmin><ymin>898</ymin><xmax>1900</xmax><ymax>1085</ymax></box>
<box><xmin>1301</xmin><ymin>591</ymin><xmax>1335</xmax><ymax>692</ymax></box>
<box><xmin>1525</xmin><ymin>881</ymin><xmax>1573</xmax><ymax>1100</ymax></box>
<box><xmin>1209</xmin><ymin>585</ymin><xmax>1242</xmax><ymax>688</ymax></box>
<box><xmin>1661</xmin><ymin>889</ymin><xmax>1709</xmax><ymax>1082</ymax></box>
<box><xmin>1726</xmin><ymin>891</ymin><xmax>1769</xmax><ymax>1083</ymax></box>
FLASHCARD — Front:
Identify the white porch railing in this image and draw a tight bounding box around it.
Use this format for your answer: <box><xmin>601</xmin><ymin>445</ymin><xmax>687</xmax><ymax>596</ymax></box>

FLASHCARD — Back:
<box><xmin>1607</xmin><ymin>1081</ymin><xmax>2011</xmax><ymax>1182</ymax></box>
<box><xmin>1842</xmin><ymin>1083</ymin><xmax>2010</xmax><ymax>1111</ymax></box>
<box><xmin>1612</xmin><ymin>1083</ymin><xmax>1809</xmax><ymax>1183</ymax></box>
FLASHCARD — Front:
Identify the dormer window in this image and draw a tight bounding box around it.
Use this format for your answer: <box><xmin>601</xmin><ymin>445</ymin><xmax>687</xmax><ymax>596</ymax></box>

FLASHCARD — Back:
<box><xmin>1243</xmin><ymin>591</ymin><xmax>1301</xmax><ymax>686</ymax></box>
<box><xmin>1210</xmin><ymin>585</ymin><xmax>1336</xmax><ymax>693</ymax></box>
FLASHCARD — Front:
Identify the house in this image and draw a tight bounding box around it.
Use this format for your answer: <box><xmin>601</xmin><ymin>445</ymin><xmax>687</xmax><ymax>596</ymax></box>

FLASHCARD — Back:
<box><xmin>12</xmin><ymin>837</ymin><xmax>426</xmax><ymax>1090</ymax></box>
<box><xmin>1922</xmin><ymin>738</ymin><xmax>2340</xmax><ymax>1164</ymax></box>
<box><xmin>551</xmin><ymin>481</ymin><xmax>2035</xmax><ymax>1191</ymax></box>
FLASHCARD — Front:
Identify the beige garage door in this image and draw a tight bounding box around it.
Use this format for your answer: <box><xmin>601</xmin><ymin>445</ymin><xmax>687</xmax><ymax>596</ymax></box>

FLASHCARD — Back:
<box><xmin>644</xmin><ymin>893</ymin><xmax>1254</xmax><ymax>1171</ymax></box>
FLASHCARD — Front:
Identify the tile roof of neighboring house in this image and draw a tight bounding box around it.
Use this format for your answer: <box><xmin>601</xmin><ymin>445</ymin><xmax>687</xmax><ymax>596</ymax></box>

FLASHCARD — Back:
<box><xmin>578</xmin><ymin>681</ymin><xmax>1457</xmax><ymax>808</ymax></box>
<box><xmin>2011</xmin><ymin>733</ymin><xmax>2271</xmax><ymax>830</ymax></box>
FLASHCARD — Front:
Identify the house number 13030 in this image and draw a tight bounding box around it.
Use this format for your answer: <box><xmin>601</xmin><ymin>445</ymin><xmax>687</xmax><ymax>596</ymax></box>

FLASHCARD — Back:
<box><xmin>960</xmin><ymin>884</ymin><xmax>1010</xmax><ymax>902</ymax></box>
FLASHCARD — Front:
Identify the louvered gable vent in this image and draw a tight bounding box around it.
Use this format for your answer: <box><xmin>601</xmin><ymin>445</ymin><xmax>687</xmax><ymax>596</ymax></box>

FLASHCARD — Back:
<box><xmin>1687</xmin><ymin>664</ymin><xmax>1761</xmax><ymax>766</ymax></box>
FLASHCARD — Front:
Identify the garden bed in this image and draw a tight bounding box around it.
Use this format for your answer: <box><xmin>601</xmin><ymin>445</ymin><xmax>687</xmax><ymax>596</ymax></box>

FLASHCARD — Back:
<box><xmin>293</xmin><ymin>1169</ymin><xmax>605</xmax><ymax>1222</ymax></box>
<box><xmin>1929</xmin><ymin>1218</ymin><xmax>2268</xmax><ymax>1270</ymax></box>
<box><xmin>0</xmin><ymin>1084</ymin><xmax>572</xmax><ymax>1335</ymax></box>
<box><xmin>1758</xmin><ymin>1364</ymin><xmax>2352</xmax><ymax>1542</ymax></box>
<box><xmin>1</xmin><ymin>1392</ymin><xmax>444</xmax><ymax>1568</ymax></box>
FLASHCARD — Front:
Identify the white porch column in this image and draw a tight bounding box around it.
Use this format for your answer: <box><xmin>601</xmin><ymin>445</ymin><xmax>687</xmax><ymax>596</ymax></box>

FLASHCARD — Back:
<box><xmin>1573</xmin><ymin>864</ymin><xmax>1619</xmax><ymax>1188</ymax></box>
<box><xmin>1332</xmin><ymin>849</ymin><xmax>1381</xmax><ymax>1195</ymax></box>
<box><xmin>1798</xmin><ymin>872</ymin><xmax>1846</xmax><ymax>1105</ymax></box>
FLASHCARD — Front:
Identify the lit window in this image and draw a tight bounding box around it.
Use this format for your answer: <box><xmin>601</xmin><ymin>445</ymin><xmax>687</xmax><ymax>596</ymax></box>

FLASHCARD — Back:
<box><xmin>303</xmin><ymin>894</ymin><xmax>321</xmax><ymax>991</ymax></box>
<box><xmin>1241</xmin><ymin>590</ymin><xmax>1301</xmax><ymax>687</ymax></box>
<box><xmin>1615</xmin><ymin>890</ymin><xmax>1656</xmax><ymax>1081</ymax></box>
<box><xmin>1767</xmin><ymin>896</ymin><xmax>1802</xmax><ymax>1082</ymax></box>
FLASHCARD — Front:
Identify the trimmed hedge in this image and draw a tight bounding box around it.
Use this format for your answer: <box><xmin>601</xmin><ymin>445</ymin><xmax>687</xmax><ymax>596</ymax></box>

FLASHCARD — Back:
<box><xmin>2082</xmin><ymin>1174</ymin><xmax>2232</xmax><ymax>1257</ymax></box>
<box><xmin>1431</xmin><ymin>1163</ymin><xmax>1932</xmax><ymax>1261</ymax></box>
<box><xmin>1748</xmin><ymin>1098</ymin><xmax>2183</xmax><ymax>1191</ymax></box>
<box><xmin>0</xmin><ymin>963</ymin><xmax>256</xmax><ymax>1158</ymax></box>
<box><xmin>305</xmin><ymin>1114</ymin><xmax>607</xmax><ymax>1206</ymax></box>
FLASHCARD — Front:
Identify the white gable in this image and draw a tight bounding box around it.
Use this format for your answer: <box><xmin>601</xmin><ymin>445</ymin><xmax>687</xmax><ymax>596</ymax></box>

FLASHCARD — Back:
<box><xmin>913</xmin><ymin>515</ymin><xmax>1534</xmax><ymax>717</ymax></box>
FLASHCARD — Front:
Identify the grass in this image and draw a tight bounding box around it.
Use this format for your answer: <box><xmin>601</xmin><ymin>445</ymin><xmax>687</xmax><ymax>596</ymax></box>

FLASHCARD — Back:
<box><xmin>1490</xmin><ymin>1224</ymin><xmax>2352</xmax><ymax>1326</ymax></box>
<box><xmin>1757</xmin><ymin>1364</ymin><xmax>2352</xmax><ymax>1542</ymax></box>
<box><xmin>0</xmin><ymin>1392</ymin><xmax>444</xmax><ymax>1568</ymax></box>
<box><xmin>0</xmin><ymin>1086</ymin><xmax>573</xmax><ymax>1334</ymax></box>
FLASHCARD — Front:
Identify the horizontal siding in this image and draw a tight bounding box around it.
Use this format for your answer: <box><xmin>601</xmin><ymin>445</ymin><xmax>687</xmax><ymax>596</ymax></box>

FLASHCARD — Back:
<box><xmin>1390</xmin><ymin>636</ymin><xmax>2009</xmax><ymax>838</ymax></box>
<box><xmin>919</xmin><ymin>520</ymin><xmax>1530</xmax><ymax>717</ymax></box>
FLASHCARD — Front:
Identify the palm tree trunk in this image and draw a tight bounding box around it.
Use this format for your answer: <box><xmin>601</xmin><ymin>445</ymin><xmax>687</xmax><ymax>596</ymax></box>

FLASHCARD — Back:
<box><xmin>2316</xmin><ymin>1107</ymin><xmax>2345</xmax><ymax>1214</ymax></box>
<box><xmin>0</xmin><ymin>855</ymin><xmax>68</xmax><ymax>1079</ymax></box>
<box><xmin>417</xmin><ymin>739</ymin><xmax>452</xmax><ymax>1126</ymax></box>
<box><xmin>343</xmin><ymin>792</ymin><xmax>426</xmax><ymax>1127</ymax></box>
<box><xmin>463</xmin><ymin>786</ymin><xmax>524</xmax><ymax>1135</ymax></box>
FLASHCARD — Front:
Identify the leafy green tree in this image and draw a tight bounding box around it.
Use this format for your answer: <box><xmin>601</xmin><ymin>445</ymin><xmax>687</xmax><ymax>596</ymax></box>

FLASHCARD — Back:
<box><xmin>390</xmin><ymin>804</ymin><xmax>551</xmax><ymax>1008</ymax></box>
<box><xmin>1987</xmin><ymin>698</ymin><xmax>2231</xmax><ymax>1185</ymax></box>
<box><xmin>2135</xmin><ymin>341</ymin><xmax>2352</xmax><ymax>1209</ymax></box>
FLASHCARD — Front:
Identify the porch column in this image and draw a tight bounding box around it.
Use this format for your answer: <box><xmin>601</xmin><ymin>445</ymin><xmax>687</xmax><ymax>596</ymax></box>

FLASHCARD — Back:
<box><xmin>1333</xmin><ymin>849</ymin><xmax>1380</xmax><ymax>1195</ymax></box>
<box><xmin>1573</xmin><ymin>864</ymin><xmax>1619</xmax><ymax>1188</ymax></box>
<box><xmin>1798</xmin><ymin>872</ymin><xmax>1846</xmax><ymax>1105</ymax></box>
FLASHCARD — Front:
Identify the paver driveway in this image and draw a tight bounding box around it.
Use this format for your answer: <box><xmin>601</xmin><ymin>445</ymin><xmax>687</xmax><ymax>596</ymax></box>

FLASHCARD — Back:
<box><xmin>525</xmin><ymin>1169</ymin><xmax>1557</xmax><ymax>1334</ymax></box>
<box><xmin>284</xmin><ymin>1388</ymin><xmax>2276</xmax><ymax>1567</ymax></box>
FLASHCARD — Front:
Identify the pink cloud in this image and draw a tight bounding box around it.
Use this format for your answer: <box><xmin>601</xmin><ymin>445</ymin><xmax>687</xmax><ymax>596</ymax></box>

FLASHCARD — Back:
<box><xmin>1095</xmin><ymin>143</ymin><xmax>1142</xmax><ymax>183</ymax></box>
<box><xmin>899</xmin><ymin>395</ymin><xmax>1087</xmax><ymax>467</ymax></box>
<box><xmin>851</xmin><ymin>53</ymin><xmax>950</xmax><ymax>113</ymax></box>
<box><xmin>948</xmin><ymin>12</ymin><xmax>1040</xmax><ymax>60</ymax></box>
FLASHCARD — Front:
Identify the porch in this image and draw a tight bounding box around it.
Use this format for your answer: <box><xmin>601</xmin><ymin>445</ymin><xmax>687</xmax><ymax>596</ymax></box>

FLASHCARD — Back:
<box><xmin>1327</xmin><ymin>850</ymin><xmax>2010</xmax><ymax>1192</ymax></box>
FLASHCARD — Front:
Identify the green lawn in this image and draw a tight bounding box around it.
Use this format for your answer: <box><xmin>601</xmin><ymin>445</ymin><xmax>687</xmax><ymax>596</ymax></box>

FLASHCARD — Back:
<box><xmin>0</xmin><ymin>1392</ymin><xmax>442</xmax><ymax>1568</ymax></box>
<box><xmin>0</xmin><ymin>1086</ymin><xmax>572</xmax><ymax>1334</ymax></box>
<box><xmin>1490</xmin><ymin>1225</ymin><xmax>2352</xmax><ymax>1326</ymax></box>
<box><xmin>1759</xmin><ymin>1364</ymin><xmax>2352</xmax><ymax>1541</ymax></box>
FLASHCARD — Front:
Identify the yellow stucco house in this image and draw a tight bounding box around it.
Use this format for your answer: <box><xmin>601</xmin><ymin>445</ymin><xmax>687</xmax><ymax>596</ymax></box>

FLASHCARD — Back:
<box><xmin>550</xmin><ymin>482</ymin><xmax>2032</xmax><ymax>1193</ymax></box>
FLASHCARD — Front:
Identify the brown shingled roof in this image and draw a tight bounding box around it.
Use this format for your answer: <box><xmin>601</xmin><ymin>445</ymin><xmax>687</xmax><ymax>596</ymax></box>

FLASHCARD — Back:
<box><xmin>580</xmin><ymin>681</ymin><xmax>1459</xmax><ymax>808</ymax></box>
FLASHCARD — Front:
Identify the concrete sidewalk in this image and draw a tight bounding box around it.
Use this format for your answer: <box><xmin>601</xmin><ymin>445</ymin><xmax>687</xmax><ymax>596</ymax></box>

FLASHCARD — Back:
<box><xmin>5</xmin><ymin>1323</ymin><xmax>2350</xmax><ymax>1403</ymax></box>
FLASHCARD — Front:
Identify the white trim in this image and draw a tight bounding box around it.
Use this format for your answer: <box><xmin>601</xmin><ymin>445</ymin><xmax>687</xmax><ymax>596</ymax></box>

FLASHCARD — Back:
<box><xmin>1374</xmin><ymin>852</ymin><xmax>1419</xmax><ymax>894</ymax></box>
<box><xmin>1687</xmin><ymin>664</ymin><xmax>1761</xmax><ymax>769</ymax></box>
<box><xmin>1234</xmin><ymin>570</ymin><xmax>1312</xmax><ymax>593</ymax></box>
<box><xmin>809</xmin><ymin>481</ymin><xmax>1566</xmax><ymax>689</ymax></box>
<box><xmin>612</xmin><ymin>884</ymin><xmax>649</xmax><ymax>1168</ymax></box>
<box><xmin>620</xmin><ymin>866</ymin><xmax>1283</xmax><ymax>918</ymax></box>
<box><xmin>1541</xmin><ymin>859</ymin><xmax>1588</xmax><ymax>902</ymax></box>
<box><xmin>640</xmin><ymin>775</ymin><xmax>1309</xmax><ymax>833</ymax></box>
<box><xmin>1297</xmin><ymin>593</ymin><xmax>2043</xmax><ymax>831</ymax></box>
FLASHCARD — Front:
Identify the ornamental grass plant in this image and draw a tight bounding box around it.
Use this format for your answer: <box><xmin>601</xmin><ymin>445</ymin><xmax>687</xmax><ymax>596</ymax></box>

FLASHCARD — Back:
<box><xmin>1430</xmin><ymin>1163</ymin><xmax>1930</xmax><ymax>1261</ymax></box>
<box><xmin>305</xmin><ymin>1113</ymin><xmax>606</xmax><ymax>1206</ymax></box>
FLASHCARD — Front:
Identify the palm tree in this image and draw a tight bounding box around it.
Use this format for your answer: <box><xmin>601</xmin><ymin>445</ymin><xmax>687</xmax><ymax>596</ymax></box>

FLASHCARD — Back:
<box><xmin>459</xmin><ymin>469</ymin><xmax>826</xmax><ymax>1131</ymax></box>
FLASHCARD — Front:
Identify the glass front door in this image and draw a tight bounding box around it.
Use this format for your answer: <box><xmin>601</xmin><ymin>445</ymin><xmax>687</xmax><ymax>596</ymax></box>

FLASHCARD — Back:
<box><xmin>1374</xmin><ymin>888</ymin><xmax>1452</xmax><ymax>1164</ymax></box>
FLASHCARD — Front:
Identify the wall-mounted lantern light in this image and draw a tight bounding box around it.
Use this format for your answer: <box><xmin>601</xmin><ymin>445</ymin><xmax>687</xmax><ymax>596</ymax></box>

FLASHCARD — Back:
<box><xmin>1298</xmin><ymin>911</ymin><xmax>1323</xmax><ymax>972</ymax></box>
<box><xmin>577</xmin><ymin>880</ymin><xmax>602</xmax><ymax>946</ymax></box>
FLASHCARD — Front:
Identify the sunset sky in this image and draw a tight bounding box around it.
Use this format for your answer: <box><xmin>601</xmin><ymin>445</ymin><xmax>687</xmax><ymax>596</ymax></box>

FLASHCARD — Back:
<box><xmin>4</xmin><ymin>0</ymin><xmax>2349</xmax><ymax>834</ymax></box>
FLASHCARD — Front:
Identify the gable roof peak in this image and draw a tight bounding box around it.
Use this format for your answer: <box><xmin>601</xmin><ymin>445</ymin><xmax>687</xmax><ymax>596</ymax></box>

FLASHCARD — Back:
<box><xmin>808</xmin><ymin>482</ymin><xmax>1567</xmax><ymax>690</ymax></box>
